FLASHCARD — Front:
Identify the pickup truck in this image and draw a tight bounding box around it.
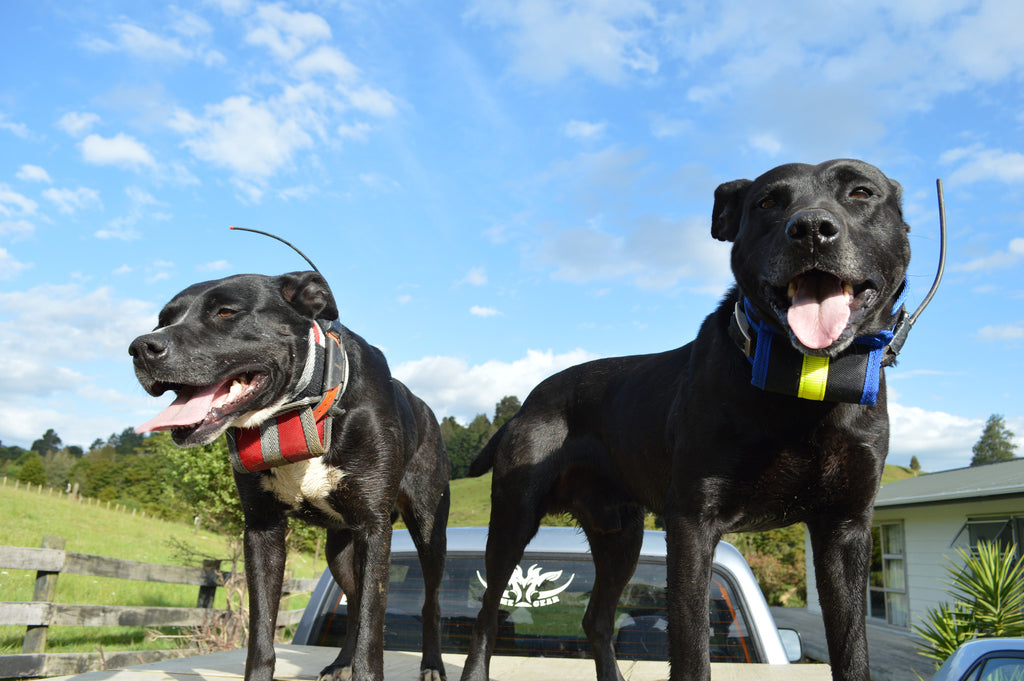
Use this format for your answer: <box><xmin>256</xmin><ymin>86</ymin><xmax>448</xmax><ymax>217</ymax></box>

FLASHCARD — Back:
<box><xmin>295</xmin><ymin>526</ymin><xmax>803</xmax><ymax>665</ymax></box>
<box><xmin>54</xmin><ymin>526</ymin><xmax>831</xmax><ymax>681</ymax></box>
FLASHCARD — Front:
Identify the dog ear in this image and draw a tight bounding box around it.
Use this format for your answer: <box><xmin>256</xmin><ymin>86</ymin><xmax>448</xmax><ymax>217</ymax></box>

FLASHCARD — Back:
<box><xmin>711</xmin><ymin>179</ymin><xmax>752</xmax><ymax>242</ymax></box>
<box><xmin>279</xmin><ymin>271</ymin><xmax>340</xmax><ymax>320</ymax></box>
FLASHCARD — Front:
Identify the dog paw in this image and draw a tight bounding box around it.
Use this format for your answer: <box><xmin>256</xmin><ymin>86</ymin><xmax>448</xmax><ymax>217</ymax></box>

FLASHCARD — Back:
<box><xmin>316</xmin><ymin>665</ymin><xmax>352</xmax><ymax>681</ymax></box>
<box><xmin>419</xmin><ymin>669</ymin><xmax>445</xmax><ymax>681</ymax></box>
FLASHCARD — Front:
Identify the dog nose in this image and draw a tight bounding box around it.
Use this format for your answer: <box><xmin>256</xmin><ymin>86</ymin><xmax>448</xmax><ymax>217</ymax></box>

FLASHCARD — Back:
<box><xmin>129</xmin><ymin>332</ymin><xmax>169</xmax><ymax>362</ymax></box>
<box><xmin>785</xmin><ymin>209</ymin><xmax>841</xmax><ymax>244</ymax></box>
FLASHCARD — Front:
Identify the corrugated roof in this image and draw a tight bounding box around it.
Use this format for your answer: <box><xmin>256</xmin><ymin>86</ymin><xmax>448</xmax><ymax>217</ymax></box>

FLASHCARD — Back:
<box><xmin>875</xmin><ymin>458</ymin><xmax>1024</xmax><ymax>508</ymax></box>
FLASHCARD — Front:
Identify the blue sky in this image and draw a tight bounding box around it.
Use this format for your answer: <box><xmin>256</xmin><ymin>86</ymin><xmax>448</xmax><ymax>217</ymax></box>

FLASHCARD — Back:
<box><xmin>1</xmin><ymin>0</ymin><xmax>1022</xmax><ymax>472</ymax></box>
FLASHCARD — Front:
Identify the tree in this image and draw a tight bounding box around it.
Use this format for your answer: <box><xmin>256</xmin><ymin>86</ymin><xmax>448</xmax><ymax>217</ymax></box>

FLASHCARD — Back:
<box><xmin>910</xmin><ymin>456</ymin><xmax>921</xmax><ymax>472</ymax></box>
<box><xmin>31</xmin><ymin>429</ymin><xmax>63</xmax><ymax>457</ymax></box>
<box><xmin>970</xmin><ymin>414</ymin><xmax>1018</xmax><ymax>466</ymax></box>
<box><xmin>493</xmin><ymin>396</ymin><xmax>521</xmax><ymax>430</ymax></box>
<box><xmin>108</xmin><ymin>427</ymin><xmax>146</xmax><ymax>456</ymax></box>
<box><xmin>17</xmin><ymin>452</ymin><xmax>46</xmax><ymax>486</ymax></box>
<box><xmin>43</xmin><ymin>450</ymin><xmax>76</xmax><ymax>488</ymax></box>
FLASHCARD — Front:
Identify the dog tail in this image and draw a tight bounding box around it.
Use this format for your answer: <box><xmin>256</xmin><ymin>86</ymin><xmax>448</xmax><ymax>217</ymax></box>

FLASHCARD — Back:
<box><xmin>467</xmin><ymin>423</ymin><xmax>506</xmax><ymax>477</ymax></box>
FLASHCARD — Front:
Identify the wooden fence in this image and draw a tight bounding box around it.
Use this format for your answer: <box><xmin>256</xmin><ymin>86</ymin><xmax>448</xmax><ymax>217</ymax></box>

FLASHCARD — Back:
<box><xmin>0</xmin><ymin>536</ymin><xmax>319</xmax><ymax>679</ymax></box>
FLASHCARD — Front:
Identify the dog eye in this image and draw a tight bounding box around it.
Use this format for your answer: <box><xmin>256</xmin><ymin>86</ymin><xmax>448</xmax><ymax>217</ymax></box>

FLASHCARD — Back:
<box><xmin>850</xmin><ymin>187</ymin><xmax>873</xmax><ymax>199</ymax></box>
<box><xmin>217</xmin><ymin>308</ymin><xmax>238</xmax><ymax>318</ymax></box>
<box><xmin>758</xmin><ymin>197</ymin><xmax>777</xmax><ymax>210</ymax></box>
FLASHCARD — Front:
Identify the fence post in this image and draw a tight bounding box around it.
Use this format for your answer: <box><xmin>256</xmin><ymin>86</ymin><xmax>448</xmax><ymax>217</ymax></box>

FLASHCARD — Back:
<box><xmin>197</xmin><ymin>559</ymin><xmax>222</xmax><ymax>608</ymax></box>
<box><xmin>22</xmin><ymin>535</ymin><xmax>66</xmax><ymax>654</ymax></box>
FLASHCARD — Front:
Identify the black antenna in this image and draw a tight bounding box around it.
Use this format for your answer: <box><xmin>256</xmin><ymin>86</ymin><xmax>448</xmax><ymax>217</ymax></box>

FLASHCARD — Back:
<box><xmin>229</xmin><ymin>225</ymin><xmax>321</xmax><ymax>274</ymax></box>
<box><xmin>884</xmin><ymin>178</ymin><xmax>947</xmax><ymax>361</ymax></box>
<box><xmin>909</xmin><ymin>179</ymin><xmax>947</xmax><ymax>323</ymax></box>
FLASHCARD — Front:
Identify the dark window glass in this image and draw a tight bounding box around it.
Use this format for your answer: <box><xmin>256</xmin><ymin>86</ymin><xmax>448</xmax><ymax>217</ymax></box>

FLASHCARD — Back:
<box><xmin>308</xmin><ymin>554</ymin><xmax>760</xmax><ymax>663</ymax></box>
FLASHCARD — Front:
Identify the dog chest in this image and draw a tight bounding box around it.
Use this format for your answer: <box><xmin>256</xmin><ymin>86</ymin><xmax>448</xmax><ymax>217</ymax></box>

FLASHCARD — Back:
<box><xmin>260</xmin><ymin>459</ymin><xmax>349</xmax><ymax>524</ymax></box>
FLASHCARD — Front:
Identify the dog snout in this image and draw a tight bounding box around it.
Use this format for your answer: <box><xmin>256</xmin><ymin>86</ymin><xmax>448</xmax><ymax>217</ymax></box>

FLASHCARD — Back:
<box><xmin>785</xmin><ymin>209</ymin><xmax>841</xmax><ymax>245</ymax></box>
<box><xmin>129</xmin><ymin>332</ymin><xmax>170</xmax><ymax>364</ymax></box>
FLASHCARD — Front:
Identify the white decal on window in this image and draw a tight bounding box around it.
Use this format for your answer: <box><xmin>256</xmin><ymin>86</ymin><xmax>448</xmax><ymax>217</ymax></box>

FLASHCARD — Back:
<box><xmin>477</xmin><ymin>564</ymin><xmax>576</xmax><ymax>608</ymax></box>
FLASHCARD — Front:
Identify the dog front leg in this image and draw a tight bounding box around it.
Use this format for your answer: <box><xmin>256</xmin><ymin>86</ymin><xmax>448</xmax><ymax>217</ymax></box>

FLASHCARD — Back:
<box><xmin>242</xmin><ymin>513</ymin><xmax>289</xmax><ymax>681</ymax></box>
<box><xmin>347</xmin><ymin>521</ymin><xmax>393</xmax><ymax>681</ymax></box>
<box><xmin>664</xmin><ymin>512</ymin><xmax>718</xmax><ymax>681</ymax></box>
<box><xmin>808</xmin><ymin>516</ymin><xmax>872</xmax><ymax>681</ymax></box>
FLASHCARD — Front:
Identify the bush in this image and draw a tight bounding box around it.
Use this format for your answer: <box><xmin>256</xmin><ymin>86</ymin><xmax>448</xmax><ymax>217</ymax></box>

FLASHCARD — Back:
<box><xmin>914</xmin><ymin>541</ymin><xmax>1024</xmax><ymax>668</ymax></box>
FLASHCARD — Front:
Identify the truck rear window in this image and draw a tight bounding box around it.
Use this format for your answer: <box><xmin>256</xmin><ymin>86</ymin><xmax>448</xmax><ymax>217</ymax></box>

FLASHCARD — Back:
<box><xmin>305</xmin><ymin>553</ymin><xmax>760</xmax><ymax>663</ymax></box>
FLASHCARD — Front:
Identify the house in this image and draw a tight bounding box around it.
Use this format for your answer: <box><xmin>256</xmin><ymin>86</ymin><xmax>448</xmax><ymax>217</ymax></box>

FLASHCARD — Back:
<box><xmin>804</xmin><ymin>458</ymin><xmax>1024</xmax><ymax>630</ymax></box>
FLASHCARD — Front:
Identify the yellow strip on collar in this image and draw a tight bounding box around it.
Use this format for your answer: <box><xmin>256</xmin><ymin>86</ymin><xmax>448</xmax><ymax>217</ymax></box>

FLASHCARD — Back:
<box><xmin>797</xmin><ymin>355</ymin><xmax>830</xmax><ymax>401</ymax></box>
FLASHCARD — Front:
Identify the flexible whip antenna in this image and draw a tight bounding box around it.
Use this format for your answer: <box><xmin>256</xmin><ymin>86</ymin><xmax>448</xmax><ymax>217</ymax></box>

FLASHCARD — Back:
<box><xmin>885</xmin><ymin>179</ymin><xmax>947</xmax><ymax>360</ymax></box>
<box><xmin>910</xmin><ymin>179</ymin><xmax>947</xmax><ymax>322</ymax></box>
<box><xmin>229</xmin><ymin>225</ymin><xmax>321</xmax><ymax>274</ymax></box>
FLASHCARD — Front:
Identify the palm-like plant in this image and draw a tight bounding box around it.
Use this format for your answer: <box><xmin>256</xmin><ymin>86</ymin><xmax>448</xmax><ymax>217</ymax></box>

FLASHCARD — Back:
<box><xmin>914</xmin><ymin>541</ymin><xmax>1024</xmax><ymax>667</ymax></box>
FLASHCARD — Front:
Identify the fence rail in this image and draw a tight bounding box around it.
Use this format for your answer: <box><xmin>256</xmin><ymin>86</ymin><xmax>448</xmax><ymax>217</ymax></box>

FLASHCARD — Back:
<box><xmin>0</xmin><ymin>536</ymin><xmax>319</xmax><ymax>679</ymax></box>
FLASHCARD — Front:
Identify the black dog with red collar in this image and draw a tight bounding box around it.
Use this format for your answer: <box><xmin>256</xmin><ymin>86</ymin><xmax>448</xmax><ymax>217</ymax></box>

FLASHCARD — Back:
<box><xmin>130</xmin><ymin>271</ymin><xmax>451</xmax><ymax>681</ymax></box>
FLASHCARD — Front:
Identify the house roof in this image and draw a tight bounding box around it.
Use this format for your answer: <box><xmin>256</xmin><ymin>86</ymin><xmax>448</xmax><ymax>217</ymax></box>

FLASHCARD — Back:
<box><xmin>875</xmin><ymin>458</ymin><xmax>1024</xmax><ymax>508</ymax></box>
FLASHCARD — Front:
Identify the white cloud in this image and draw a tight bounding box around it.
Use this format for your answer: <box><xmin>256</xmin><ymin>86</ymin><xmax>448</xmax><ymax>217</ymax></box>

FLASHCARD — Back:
<box><xmin>295</xmin><ymin>45</ymin><xmax>360</xmax><ymax>81</ymax></box>
<box><xmin>57</xmin><ymin>112</ymin><xmax>101</xmax><ymax>137</ymax></box>
<box><xmin>0</xmin><ymin>185</ymin><xmax>39</xmax><ymax>217</ymax></box>
<box><xmin>466</xmin><ymin>0</ymin><xmax>659</xmax><ymax>84</ymax></box>
<box><xmin>393</xmin><ymin>348</ymin><xmax>599</xmax><ymax>423</ymax></box>
<box><xmin>198</xmin><ymin>260</ymin><xmax>231</xmax><ymax>272</ymax></box>
<box><xmin>887</xmin><ymin>402</ymin><xmax>983</xmax><ymax>472</ymax></box>
<box><xmin>0</xmin><ymin>284</ymin><xmax>155</xmax><ymax>364</ymax></box>
<box><xmin>171</xmin><ymin>96</ymin><xmax>313</xmax><ymax>177</ymax></box>
<box><xmin>941</xmin><ymin>145</ymin><xmax>1024</xmax><ymax>185</ymax></box>
<box><xmin>537</xmin><ymin>214</ymin><xmax>732</xmax><ymax>292</ymax></box>
<box><xmin>977</xmin><ymin>323</ymin><xmax>1024</xmax><ymax>342</ymax></box>
<box><xmin>0</xmin><ymin>112</ymin><xmax>31</xmax><ymax>139</ymax></box>
<box><xmin>470</xmin><ymin>305</ymin><xmax>501</xmax><ymax>317</ymax></box>
<box><xmin>462</xmin><ymin>267</ymin><xmax>488</xmax><ymax>286</ymax></box>
<box><xmin>337</xmin><ymin>122</ymin><xmax>372</xmax><ymax>141</ymax></box>
<box><xmin>0</xmin><ymin>248</ymin><xmax>30</xmax><ymax>279</ymax></box>
<box><xmin>80</xmin><ymin>133</ymin><xmax>156</xmax><ymax>169</ymax></box>
<box><xmin>565</xmin><ymin>119</ymin><xmax>607</xmax><ymax>140</ymax></box>
<box><xmin>0</xmin><ymin>220</ymin><xmax>35</xmax><ymax>240</ymax></box>
<box><xmin>16</xmin><ymin>165</ymin><xmax>52</xmax><ymax>183</ymax></box>
<box><xmin>347</xmin><ymin>85</ymin><xmax>398</xmax><ymax>118</ymax></box>
<box><xmin>105</xmin><ymin>22</ymin><xmax>193</xmax><ymax>60</ymax></box>
<box><xmin>42</xmin><ymin>186</ymin><xmax>102</xmax><ymax>214</ymax></box>
<box><xmin>955</xmin><ymin>238</ymin><xmax>1024</xmax><ymax>273</ymax></box>
<box><xmin>245</xmin><ymin>4</ymin><xmax>331</xmax><ymax>60</ymax></box>
<box><xmin>749</xmin><ymin>132</ymin><xmax>782</xmax><ymax>156</ymax></box>
<box><xmin>94</xmin><ymin>186</ymin><xmax>166</xmax><ymax>240</ymax></box>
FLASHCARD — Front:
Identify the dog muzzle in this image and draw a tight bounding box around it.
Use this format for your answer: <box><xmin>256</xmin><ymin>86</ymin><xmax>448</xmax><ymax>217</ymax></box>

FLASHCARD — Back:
<box><xmin>729</xmin><ymin>281</ymin><xmax>908</xmax><ymax>406</ymax></box>
<box><xmin>226</xmin><ymin>320</ymin><xmax>348</xmax><ymax>473</ymax></box>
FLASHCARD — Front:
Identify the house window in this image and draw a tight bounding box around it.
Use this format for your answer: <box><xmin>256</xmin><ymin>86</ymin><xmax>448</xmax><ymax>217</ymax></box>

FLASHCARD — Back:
<box><xmin>951</xmin><ymin>516</ymin><xmax>1024</xmax><ymax>558</ymax></box>
<box><xmin>869</xmin><ymin>522</ymin><xmax>909</xmax><ymax>628</ymax></box>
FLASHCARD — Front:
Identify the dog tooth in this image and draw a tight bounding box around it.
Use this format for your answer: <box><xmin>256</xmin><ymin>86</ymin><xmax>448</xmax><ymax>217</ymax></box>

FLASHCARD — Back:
<box><xmin>843</xmin><ymin>282</ymin><xmax>854</xmax><ymax>300</ymax></box>
<box><xmin>787</xmin><ymin>281</ymin><xmax>797</xmax><ymax>299</ymax></box>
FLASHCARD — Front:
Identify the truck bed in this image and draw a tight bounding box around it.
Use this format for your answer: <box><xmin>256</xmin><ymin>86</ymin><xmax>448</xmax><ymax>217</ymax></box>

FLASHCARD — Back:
<box><xmin>50</xmin><ymin>644</ymin><xmax>831</xmax><ymax>681</ymax></box>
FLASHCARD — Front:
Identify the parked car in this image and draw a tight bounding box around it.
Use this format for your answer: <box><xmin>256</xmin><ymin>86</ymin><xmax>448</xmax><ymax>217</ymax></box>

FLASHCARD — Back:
<box><xmin>930</xmin><ymin>638</ymin><xmax>1024</xmax><ymax>681</ymax></box>
<box><xmin>292</xmin><ymin>526</ymin><xmax>802</xmax><ymax>665</ymax></box>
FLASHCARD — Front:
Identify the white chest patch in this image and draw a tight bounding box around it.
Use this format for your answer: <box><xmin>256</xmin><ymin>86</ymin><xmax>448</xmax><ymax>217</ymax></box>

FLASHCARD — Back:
<box><xmin>260</xmin><ymin>458</ymin><xmax>348</xmax><ymax>523</ymax></box>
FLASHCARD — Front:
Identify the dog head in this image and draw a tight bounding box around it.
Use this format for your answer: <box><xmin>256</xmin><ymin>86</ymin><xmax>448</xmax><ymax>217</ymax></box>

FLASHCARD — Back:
<box><xmin>712</xmin><ymin>159</ymin><xmax>911</xmax><ymax>357</ymax></box>
<box><xmin>130</xmin><ymin>271</ymin><xmax>338</xmax><ymax>447</ymax></box>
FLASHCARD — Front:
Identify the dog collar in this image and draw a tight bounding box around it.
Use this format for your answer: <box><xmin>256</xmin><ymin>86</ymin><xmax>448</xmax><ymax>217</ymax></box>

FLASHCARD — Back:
<box><xmin>226</xmin><ymin>320</ymin><xmax>348</xmax><ymax>473</ymax></box>
<box><xmin>728</xmin><ymin>280</ymin><xmax>908</xmax><ymax>406</ymax></box>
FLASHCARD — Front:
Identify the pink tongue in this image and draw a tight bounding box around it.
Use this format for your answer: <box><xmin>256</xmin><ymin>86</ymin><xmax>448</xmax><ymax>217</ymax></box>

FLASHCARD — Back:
<box><xmin>787</xmin><ymin>276</ymin><xmax>850</xmax><ymax>350</ymax></box>
<box><xmin>135</xmin><ymin>382</ymin><xmax>226</xmax><ymax>434</ymax></box>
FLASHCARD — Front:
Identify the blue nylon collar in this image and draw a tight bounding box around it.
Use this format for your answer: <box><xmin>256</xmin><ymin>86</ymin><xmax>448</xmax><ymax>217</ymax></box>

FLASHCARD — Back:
<box><xmin>735</xmin><ymin>279</ymin><xmax>908</xmax><ymax>406</ymax></box>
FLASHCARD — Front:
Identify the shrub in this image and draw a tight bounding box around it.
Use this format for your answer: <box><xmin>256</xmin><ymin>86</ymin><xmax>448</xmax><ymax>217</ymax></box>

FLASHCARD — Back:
<box><xmin>914</xmin><ymin>541</ymin><xmax>1024</xmax><ymax>668</ymax></box>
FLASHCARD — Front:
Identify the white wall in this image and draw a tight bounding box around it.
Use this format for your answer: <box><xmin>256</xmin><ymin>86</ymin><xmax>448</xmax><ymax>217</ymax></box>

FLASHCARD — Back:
<box><xmin>804</xmin><ymin>496</ymin><xmax>1024</xmax><ymax>629</ymax></box>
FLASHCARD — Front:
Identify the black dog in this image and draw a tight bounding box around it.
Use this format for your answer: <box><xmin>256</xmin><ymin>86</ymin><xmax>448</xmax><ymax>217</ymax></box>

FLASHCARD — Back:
<box><xmin>460</xmin><ymin>159</ymin><xmax>910</xmax><ymax>681</ymax></box>
<box><xmin>130</xmin><ymin>271</ymin><xmax>451</xmax><ymax>681</ymax></box>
